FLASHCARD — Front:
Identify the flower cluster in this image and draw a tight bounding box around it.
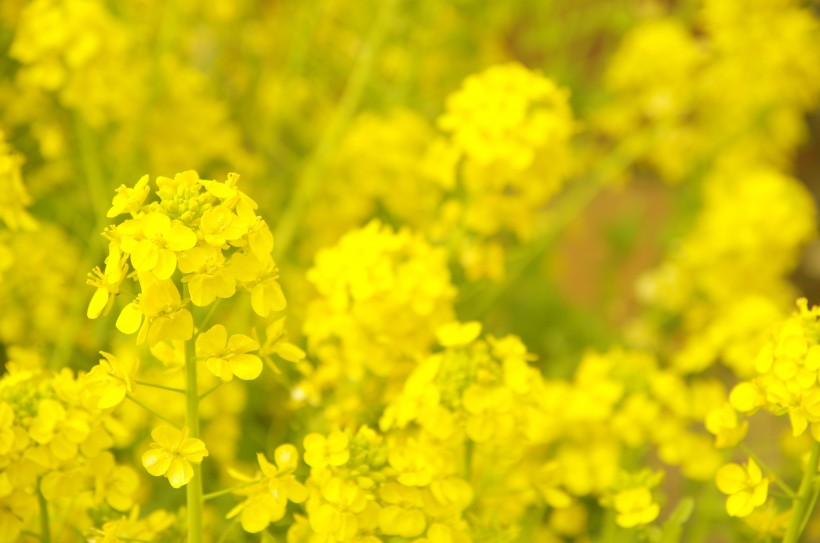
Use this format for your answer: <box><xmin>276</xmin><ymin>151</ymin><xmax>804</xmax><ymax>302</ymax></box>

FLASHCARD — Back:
<box><xmin>93</xmin><ymin>171</ymin><xmax>284</xmax><ymax>343</ymax></box>
<box><xmin>637</xmin><ymin>169</ymin><xmax>816</xmax><ymax>376</ymax></box>
<box><xmin>727</xmin><ymin>300</ymin><xmax>820</xmax><ymax>439</ymax></box>
<box><xmin>0</xmin><ymin>352</ymin><xmax>179</xmax><ymax>542</ymax></box>
<box><xmin>300</xmin><ymin>220</ymin><xmax>455</xmax><ymax>423</ymax></box>
<box><xmin>430</xmin><ymin>62</ymin><xmax>575</xmax><ymax>279</ymax></box>
<box><xmin>597</xmin><ymin>0</ymin><xmax>820</xmax><ymax>182</ymax></box>
<box><xmin>1</xmin><ymin>0</ymin><xmax>820</xmax><ymax>542</ymax></box>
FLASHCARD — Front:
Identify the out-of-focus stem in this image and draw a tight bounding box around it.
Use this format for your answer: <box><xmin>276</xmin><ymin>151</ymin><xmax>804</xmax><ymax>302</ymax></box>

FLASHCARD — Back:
<box><xmin>274</xmin><ymin>0</ymin><xmax>400</xmax><ymax>258</ymax></box>
<box><xmin>783</xmin><ymin>441</ymin><xmax>820</xmax><ymax>543</ymax></box>
<box><xmin>50</xmin><ymin>115</ymin><xmax>110</xmax><ymax>370</ymax></box>
<box><xmin>126</xmin><ymin>395</ymin><xmax>181</xmax><ymax>428</ymax></box>
<box><xmin>37</xmin><ymin>478</ymin><xmax>51</xmax><ymax>543</ymax></box>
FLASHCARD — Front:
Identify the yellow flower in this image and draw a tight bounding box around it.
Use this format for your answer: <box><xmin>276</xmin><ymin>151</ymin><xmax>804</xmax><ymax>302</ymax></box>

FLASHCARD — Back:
<box><xmin>0</xmin><ymin>489</ymin><xmax>37</xmax><ymax>543</ymax></box>
<box><xmin>28</xmin><ymin>398</ymin><xmax>90</xmax><ymax>460</ymax></box>
<box><xmin>378</xmin><ymin>483</ymin><xmax>427</xmax><ymax>538</ymax></box>
<box><xmin>227</xmin><ymin>445</ymin><xmax>309</xmax><ymax>533</ymax></box>
<box><xmin>705</xmin><ymin>403</ymin><xmax>749</xmax><ymax>448</ymax></box>
<box><xmin>92</xmin><ymin>451</ymin><xmax>139</xmax><ymax>511</ymax></box>
<box><xmin>308</xmin><ymin>476</ymin><xmax>369</xmax><ymax>540</ymax></box>
<box><xmin>613</xmin><ymin>487</ymin><xmax>660</xmax><ymax>528</ymax></box>
<box><xmin>116</xmin><ymin>278</ymin><xmax>193</xmax><ymax>346</ymax></box>
<box><xmin>87</xmin><ymin>242</ymin><xmax>129</xmax><ymax>319</ymax></box>
<box><xmin>178</xmin><ymin>245</ymin><xmax>236</xmax><ymax>306</ymax></box>
<box><xmin>435</xmin><ymin>321</ymin><xmax>481</xmax><ymax>348</ymax></box>
<box><xmin>196</xmin><ymin>324</ymin><xmax>263</xmax><ymax>381</ymax></box>
<box><xmin>438</xmin><ymin>62</ymin><xmax>573</xmax><ymax>170</ymax></box>
<box><xmin>120</xmin><ymin>212</ymin><xmax>197</xmax><ymax>279</ymax></box>
<box><xmin>199</xmin><ymin>205</ymin><xmax>247</xmax><ymax>247</ymax></box>
<box><xmin>716</xmin><ymin>459</ymin><xmax>768</xmax><ymax>517</ymax></box>
<box><xmin>230</xmin><ymin>252</ymin><xmax>286</xmax><ymax>317</ymax></box>
<box><xmin>83</xmin><ymin>352</ymin><xmax>138</xmax><ymax>409</ymax></box>
<box><xmin>107</xmin><ymin>174</ymin><xmax>150</xmax><ymax>218</ymax></box>
<box><xmin>142</xmin><ymin>425</ymin><xmax>208</xmax><ymax>488</ymax></box>
<box><xmin>303</xmin><ymin>431</ymin><xmax>350</xmax><ymax>469</ymax></box>
<box><xmin>260</xmin><ymin>317</ymin><xmax>306</xmax><ymax>369</ymax></box>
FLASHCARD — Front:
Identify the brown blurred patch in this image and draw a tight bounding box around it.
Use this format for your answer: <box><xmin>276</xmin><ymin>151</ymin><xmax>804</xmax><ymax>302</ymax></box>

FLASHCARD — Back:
<box><xmin>792</xmin><ymin>110</ymin><xmax>820</xmax><ymax>302</ymax></box>
<box><xmin>552</xmin><ymin>179</ymin><xmax>672</xmax><ymax>325</ymax></box>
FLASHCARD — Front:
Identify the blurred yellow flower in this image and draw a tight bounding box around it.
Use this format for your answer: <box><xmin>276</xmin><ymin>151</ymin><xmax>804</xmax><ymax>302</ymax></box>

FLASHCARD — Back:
<box><xmin>716</xmin><ymin>459</ymin><xmax>768</xmax><ymax>517</ymax></box>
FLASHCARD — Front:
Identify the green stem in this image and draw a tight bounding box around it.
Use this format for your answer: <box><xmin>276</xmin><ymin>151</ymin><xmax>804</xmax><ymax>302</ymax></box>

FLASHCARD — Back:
<box><xmin>184</xmin><ymin>287</ymin><xmax>204</xmax><ymax>543</ymax></box>
<box><xmin>215</xmin><ymin>518</ymin><xmax>239</xmax><ymax>543</ymax></box>
<box><xmin>37</xmin><ymin>479</ymin><xmax>50</xmax><ymax>543</ymax></box>
<box><xmin>197</xmin><ymin>298</ymin><xmax>221</xmax><ymax>331</ymax></box>
<box><xmin>740</xmin><ymin>444</ymin><xmax>797</xmax><ymax>498</ymax></box>
<box><xmin>783</xmin><ymin>441</ymin><xmax>820</xmax><ymax>543</ymax></box>
<box><xmin>273</xmin><ymin>0</ymin><xmax>400</xmax><ymax>258</ymax></box>
<box><xmin>457</xmin><ymin>129</ymin><xmax>655</xmax><ymax>319</ymax></box>
<box><xmin>132</xmin><ymin>379</ymin><xmax>185</xmax><ymax>394</ymax></box>
<box><xmin>799</xmin><ymin>475</ymin><xmax>820</xmax><ymax>536</ymax></box>
<box><xmin>126</xmin><ymin>395</ymin><xmax>181</xmax><ymax>428</ymax></box>
<box><xmin>50</xmin><ymin>115</ymin><xmax>110</xmax><ymax>370</ymax></box>
<box><xmin>202</xmin><ymin>480</ymin><xmax>259</xmax><ymax>502</ymax></box>
<box><xmin>199</xmin><ymin>381</ymin><xmax>222</xmax><ymax>400</ymax></box>
<box><xmin>464</xmin><ymin>440</ymin><xmax>474</xmax><ymax>481</ymax></box>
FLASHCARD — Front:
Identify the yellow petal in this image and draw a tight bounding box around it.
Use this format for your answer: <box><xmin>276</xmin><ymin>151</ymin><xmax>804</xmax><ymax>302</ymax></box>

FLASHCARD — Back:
<box><xmin>131</xmin><ymin>240</ymin><xmax>159</xmax><ymax>272</ymax></box>
<box><xmin>726</xmin><ymin>491</ymin><xmax>754</xmax><ymax>517</ymax></box>
<box><xmin>166</xmin><ymin>457</ymin><xmax>193</xmax><ymax>488</ymax></box>
<box><xmin>227</xmin><ymin>333</ymin><xmax>259</xmax><ymax>354</ymax></box>
<box><xmin>232</xmin><ymin>354</ymin><xmax>262</xmax><ymax>380</ymax></box>
<box><xmin>179</xmin><ymin>437</ymin><xmax>209</xmax><ymax>463</ymax></box>
<box><xmin>240</xmin><ymin>499</ymin><xmax>272</xmax><ymax>533</ymax></box>
<box><xmin>197</xmin><ymin>325</ymin><xmax>228</xmax><ymax>356</ymax></box>
<box><xmin>167</xmin><ymin>221</ymin><xmax>197</xmax><ymax>251</ymax></box>
<box><xmin>151</xmin><ymin>425</ymin><xmax>182</xmax><ymax>448</ymax></box>
<box><xmin>153</xmin><ymin>249</ymin><xmax>177</xmax><ymax>280</ymax></box>
<box><xmin>116</xmin><ymin>302</ymin><xmax>143</xmax><ymax>334</ymax></box>
<box><xmin>87</xmin><ymin>288</ymin><xmax>109</xmax><ymax>319</ymax></box>
<box><xmin>142</xmin><ymin>448</ymin><xmax>172</xmax><ymax>477</ymax></box>
<box><xmin>716</xmin><ymin>463</ymin><xmax>747</xmax><ymax>495</ymax></box>
<box><xmin>436</xmin><ymin>321</ymin><xmax>482</xmax><ymax>347</ymax></box>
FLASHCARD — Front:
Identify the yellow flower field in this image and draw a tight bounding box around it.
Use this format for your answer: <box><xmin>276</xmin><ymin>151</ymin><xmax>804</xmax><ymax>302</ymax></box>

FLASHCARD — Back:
<box><xmin>1</xmin><ymin>0</ymin><xmax>820</xmax><ymax>542</ymax></box>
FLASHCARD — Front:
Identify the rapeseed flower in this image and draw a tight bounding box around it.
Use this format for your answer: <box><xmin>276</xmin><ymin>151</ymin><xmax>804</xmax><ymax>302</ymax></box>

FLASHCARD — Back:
<box><xmin>716</xmin><ymin>459</ymin><xmax>769</xmax><ymax>517</ymax></box>
<box><xmin>142</xmin><ymin>425</ymin><xmax>208</xmax><ymax>488</ymax></box>
<box><xmin>196</xmin><ymin>324</ymin><xmax>263</xmax><ymax>381</ymax></box>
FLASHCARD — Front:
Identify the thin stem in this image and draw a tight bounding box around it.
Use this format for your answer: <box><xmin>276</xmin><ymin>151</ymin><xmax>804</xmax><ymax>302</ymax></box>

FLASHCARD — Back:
<box><xmin>37</xmin><ymin>479</ymin><xmax>50</xmax><ymax>543</ymax></box>
<box><xmin>126</xmin><ymin>395</ymin><xmax>181</xmax><ymax>429</ymax></box>
<box><xmin>197</xmin><ymin>299</ymin><xmax>221</xmax><ymax>331</ymax></box>
<box><xmin>184</xmin><ymin>284</ymin><xmax>204</xmax><ymax>543</ymax></box>
<box><xmin>457</xmin><ymin>129</ymin><xmax>654</xmax><ymax>319</ymax></box>
<box><xmin>112</xmin><ymin>374</ymin><xmax>185</xmax><ymax>399</ymax></box>
<box><xmin>203</xmin><ymin>480</ymin><xmax>259</xmax><ymax>502</ymax></box>
<box><xmin>464</xmin><ymin>440</ymin><xmax>474</xmax><ymax>481</ymax></box>
<box><xmin>199</xmin><ymin>381</ymin><xmax>223</xmax><ymax>400</ymax></box>
<box><xmin>274</xmin><ymin>0</ymin><xmax>401</xmax><ymax>258</ymax></box>
<box><xmin>132</xmin><ymin>379</ymin><xmax>185</xmax><ymax>394</ymax></box>
<box><xmin>740</xmin><ymin>444</ymin><xmax>797</xmax><ymax>499</ymax></box>
<box><xmin>50</xmin><ymin>115</ymin><xmax>110</xmax><ymax>370</ymax></box>
<box><xmin>215</xmin><ymin>518</ymin><xmax>239</xmax><ymax>543</ymax></box>
<box><xmin>782</xmin><ymin>440</ymin><xmax>820</xmax><ymax>543</ymax></box>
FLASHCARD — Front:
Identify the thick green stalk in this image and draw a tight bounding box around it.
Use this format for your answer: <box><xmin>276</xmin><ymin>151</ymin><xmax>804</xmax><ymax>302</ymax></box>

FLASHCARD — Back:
<box><xmin>184</xmin><ymin>296</ymin><xmax>204</xmax><ymax>543</ymax></box>
<box><xmin>783</xmin><ymin>441</ymin><xmax>820</xmax><ymax>543</ymax></box>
